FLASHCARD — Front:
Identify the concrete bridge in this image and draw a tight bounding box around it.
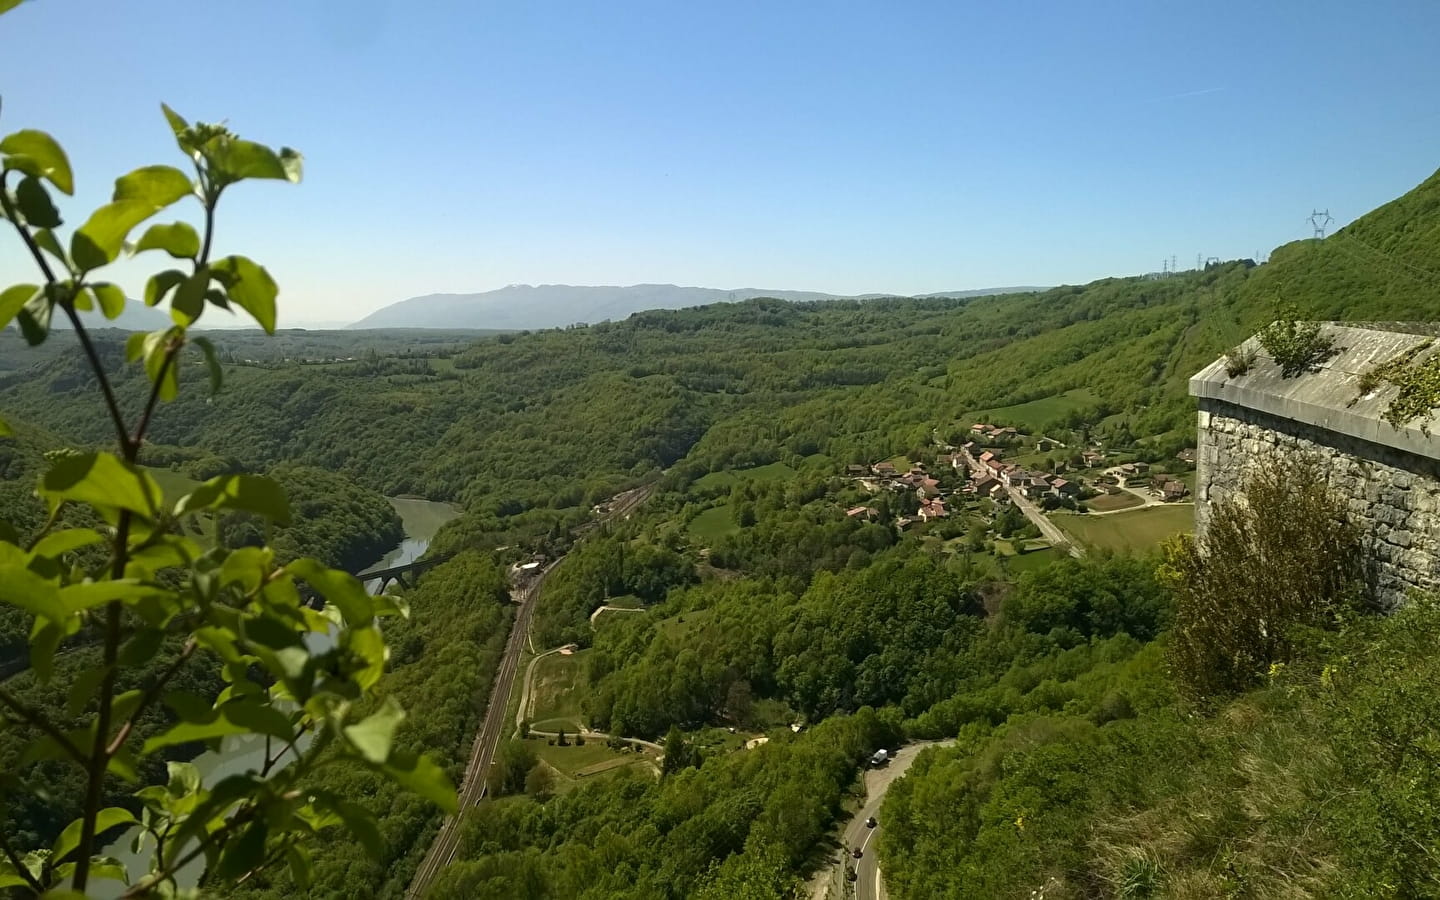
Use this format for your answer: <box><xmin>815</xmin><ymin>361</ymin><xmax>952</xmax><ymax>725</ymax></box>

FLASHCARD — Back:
<box><xmin>358</xmin><ymin>552</ymin><xmax>454</xmax><ymax>592</ymax></box>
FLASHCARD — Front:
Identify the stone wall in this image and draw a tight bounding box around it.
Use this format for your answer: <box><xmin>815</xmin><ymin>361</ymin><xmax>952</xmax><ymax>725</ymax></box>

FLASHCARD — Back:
<box><xmin>1196</xmin><ymin>397</ymin><xmax>1440</xmax><ymax>607</ymax></box>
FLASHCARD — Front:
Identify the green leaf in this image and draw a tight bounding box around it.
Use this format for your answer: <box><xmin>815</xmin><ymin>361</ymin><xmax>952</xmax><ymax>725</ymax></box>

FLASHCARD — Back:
<box><xmin>0</xmin><ymin>0</ymin><xmax>22</xmax><ymax>15</ymax></box>
<box><xmin>0</xmin><ymin>283</ymin><xmax>38</xmax><ymax>331</ymax></box>
<box><xmin>344</xmin><ymin>696</ymin><xmax>404</xmax><ymax>765</ymax></box>
<box><xmin>170</xmin><ymin>267</ymin><xmax>209</xmax><ymax>326</ymax></box>
<box><xmin>286</xmin><ymin>559</ymin><xmax>370</xmax><ymax>625</ymax></box>
<box><xmin>114</xmin><ymin>164</ymin><xmax>193</xmax><ymax>207</ymax></box>
<box><xmin>29</xmin><ymin>620</ymin><xmax>65</xmax><ymax>682</ymax></box>
<box><xmin>285</xmin><ymin>843</ymin><xmax>315</xmax><ymax>889</ymax></box>
<box><xmin>161</xmin><ymin>103</ymin><xmax>189</xmax><ymax>141</ymax></box>
<box><xmin>0</xmin><ymin>129</ymin><xmax>74</xmax><ymax>194</ymax></box>
<box><xmin>134</xmin><ymin>221</ymin><xmax>200</xmax><ymax>259</ymax></box>
<box><xmin>30</xmin><ymin>528</ymin><xmax>104</xmax><ymax>558</ymax></box>
<box><xmin>16</xmin><ymin>287</ymin><xmax>51</xmax><ymax>345</ymax></box>
<box><xmin>52</xmin><ymin>808</ymin><xmax>137</xmax><ymax>864</ymax></box>
<box><xmin>15</xmin><ymin>175</ymin><xmax>61</xmax><ymax>227</ymax></box>
<box><xmin>41</xmin><ymin>451</ymin><xmax>161</xmax><ymax>518</ymax></box>
<box><xmin>71</xmin><ymin>166</ymin><xmax>193</xmax><ymax>270</ymax></box>
<box><xmin>59</xmin><ymin>580</ymin><xmax>170</xmax><ymax>614</ymax></box>
<box><xmin>214</xmin><ymin>820</ymin><xmax>268</xmax><ymax>881</ymax></box>
<box><xmin>381</xmin><ymin>751</ymin><xmax>457</xmax><ymax>813</ymax></box>
<box><xmin>86</xmin><ymin>855</ymin><xmax>130</xmax><ymax>885</ymax></box>
<box><xmin>67</xmin><ymin>665</ymin><xmax>112</xmax><ymax>717</ymax></box>
<box><xmin>213</xmin><ymin>139</ymin><xmax>303</xmax><ymax>184</ymax></box>
<box><xmin>193</xmin><ymin>335</ymin><xmax>224</xmax><ymax>394</ymax></box>
<box><xmin>176</xmin><ymin>474</ymin><xmax>290</xmax><ymax>523</ymax></box>
<box><xmin>145</xmin><ymin>269</ymin><xmax>187</xmax><ymax>307</ymax></box>
<box><xmin>211</xmin><ymin>256</ymin><xmax>277</xmax><ymax>333</ymax></box>
<box><xmin>0</xmin><ymin>545</ymin><xmax>63</xmax><ymax>620</ymax></box>
<box><xmin>141</xmin><ymin>327</ymin><xmax>181</xmax><ymax>401</ymax></box>
<box><xmin>143</xmin><ymin>697</ymin><xmax>291</xmax><ymax>753</ymax></box>
<box><xmin>90</xmin><ymin>282</ymin><xmax>126</xmax><ymax>319</ymax></box>
<box><xmin>32</xmin><ymin>228</ymin><xmax>69</xmax><ymax>267</ymax></box>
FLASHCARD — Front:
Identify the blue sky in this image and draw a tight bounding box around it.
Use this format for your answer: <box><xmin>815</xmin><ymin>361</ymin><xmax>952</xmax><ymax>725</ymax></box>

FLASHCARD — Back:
<box><xmin>2</xmin><ymin>0</ymin><xmax>1438</xmax><ymax>324</ymax></box>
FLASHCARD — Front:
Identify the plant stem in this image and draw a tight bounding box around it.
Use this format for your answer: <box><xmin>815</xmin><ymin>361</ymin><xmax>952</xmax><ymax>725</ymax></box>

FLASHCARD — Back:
<box><xmin>0</xmin><ymin>685</ymin><xmax>87</xmax><ymax>764</ymax></box>
<box><xmin>59</xmin><ymin>301</ymin><xmax>133</xmax><ymax>456</ymax></box>
<box><xmin>73</xmin><ymin>598</ymin><xmax>122</xmax><ymax>892</ymax></box>
<box><xmin>0</xmin><ymin>829</ymin><xmax>43</xmax><ymax>893</ymax></box>
<box><xmin>131</xmin><ymin>343</ymin><xmax>181</xmax><ymax>451</ymax></box>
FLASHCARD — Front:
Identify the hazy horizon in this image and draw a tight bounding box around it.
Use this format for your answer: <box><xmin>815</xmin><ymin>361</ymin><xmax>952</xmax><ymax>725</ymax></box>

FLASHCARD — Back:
<box><xmin>2</xmin><ymin>1</ymin><xmax>1438</xmax><ymax>326</ymax></box>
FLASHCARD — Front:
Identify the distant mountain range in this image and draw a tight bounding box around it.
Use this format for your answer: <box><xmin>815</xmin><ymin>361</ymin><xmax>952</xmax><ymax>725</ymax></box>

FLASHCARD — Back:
<box><xmin>347</xmin><ymin>284</ymin><xmax>1047</xmax><ymax>331</ymax></box>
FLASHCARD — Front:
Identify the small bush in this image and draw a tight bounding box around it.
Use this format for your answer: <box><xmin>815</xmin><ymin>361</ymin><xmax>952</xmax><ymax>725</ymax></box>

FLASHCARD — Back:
<box><xmin>1224</xmin><ymin>344</ymin><xmax>1257</xmax><ymax>378</ymax></box>
<box><xmin>1257</xmin><ymin>306</ymin><xmax>1337</xmax><ymax>377</ymax></box>
<box><xmin>1160</xmin><ymin>459</ymin><xmax>1365</xmax><ymax>701</ymax></box>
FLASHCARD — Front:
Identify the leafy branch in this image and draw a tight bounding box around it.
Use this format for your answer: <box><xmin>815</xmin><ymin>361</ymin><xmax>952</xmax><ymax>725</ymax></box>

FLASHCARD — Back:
<box><xmin>0</xmin><ymin>79</ymin><xmax>453</xmax><ymax>899</ymax></box>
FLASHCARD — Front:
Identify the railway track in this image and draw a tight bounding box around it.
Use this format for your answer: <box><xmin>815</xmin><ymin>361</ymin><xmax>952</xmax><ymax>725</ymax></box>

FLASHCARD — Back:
<box><xmin>405</xmin><ymin>484</ymin><xmax>652</xmax><ymax>897</ymax></box>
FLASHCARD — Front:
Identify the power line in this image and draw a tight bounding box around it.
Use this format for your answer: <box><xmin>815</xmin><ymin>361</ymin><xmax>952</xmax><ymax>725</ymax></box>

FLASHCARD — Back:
<box><xmin>1309</xmin><ymin>209</ymin><xmax>1333</xmax><ymax>239</ymax></box>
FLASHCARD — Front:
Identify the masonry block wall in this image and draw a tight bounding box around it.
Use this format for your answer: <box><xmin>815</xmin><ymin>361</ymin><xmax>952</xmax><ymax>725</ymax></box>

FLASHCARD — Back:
<box><xmin>1196</xmin><ymin>397</ymin><xmax>1440</xmax><ymax>607</ymax></box>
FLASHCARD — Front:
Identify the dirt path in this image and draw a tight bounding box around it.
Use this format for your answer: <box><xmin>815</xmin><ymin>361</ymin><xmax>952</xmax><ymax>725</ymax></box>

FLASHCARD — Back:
<box><xmin>588</xmin><ymin>604</ymin><xmax>646</xmax><ymax>627</ymax></box>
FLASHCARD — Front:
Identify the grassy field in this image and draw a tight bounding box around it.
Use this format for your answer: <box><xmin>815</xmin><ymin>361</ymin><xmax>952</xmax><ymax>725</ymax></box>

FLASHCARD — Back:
<box><xmin>530</xmin><ymin>739</ymin><xmax>653</xmax><ymax>793</ymax></box>
<box><xmin>1087</xmin><ymin>491</ymin><xmax>1145</xmax><ymax>512</ymax></box>
<box><xmin>688</xmin><ymin>505</ymin><xmax>741</xmax><ymax>541</ymax></box>
<box><xmin>693</xmin><ymin>461</ymin><xmax>798</xmax><ymax>491</ymax></box>
<box><xmin>1050</xmin><ymin>505</ymin><xmax>1195</xmax><ymax>552</ymax></box>
<box><xmin>528</xmin><ymin>650</ymin><xmax>588</xmax><ymax>733</ymax></box>
<box><xmin>1008</xmin><ymin>547</ymin><xmax>1061</xmax><ymax>573</ymax></box>
<box><xmin>963</xmin><ymin>388</ymin><xmax>1099</xmax><ymax>431</ymax></box>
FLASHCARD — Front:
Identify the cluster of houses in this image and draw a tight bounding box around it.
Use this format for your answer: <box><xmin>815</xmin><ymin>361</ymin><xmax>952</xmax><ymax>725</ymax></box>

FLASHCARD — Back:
<box><xmin>1098</xmin><ymin>461</ymin><xmax>1190</xmax><ymax>502</ymax></box>
<box><xmin>964</xmin><ymin>448</ymin><xmax>1082</xmax><ymax>502</ymax></box>
<box><xmin>844</xmin><ymin>460</ymin><xmax>954</xmax><ymax>527</ymax></box>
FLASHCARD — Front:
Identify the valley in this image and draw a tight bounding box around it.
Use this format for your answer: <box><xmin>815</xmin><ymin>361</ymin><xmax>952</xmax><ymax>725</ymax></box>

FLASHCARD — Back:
<box><xmin>2</xmin><ymin>166</ymin><xmax>1440</xmax><ymax>898</ymax></box>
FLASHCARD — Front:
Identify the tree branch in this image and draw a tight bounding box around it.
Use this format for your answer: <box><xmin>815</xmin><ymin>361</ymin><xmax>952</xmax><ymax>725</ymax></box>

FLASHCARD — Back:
<box><xmin>0</xmin><ymin>685</ymin><xmax>87</xmax><ymax>764</ymax></box>
<box><xmin>130</xmin><ymin>341</ymin><xmax>182</xmax><ymax>452</ymax></box>
<box><xmin>59</xmin><ymin>301</ymin><xmax>133</xmax><ymax>456</ymax></box>
<box><xmin>107</xmin><ymin>637</ymin><xmax>197</xmax><ymax>756</ymax></box>
<box><xmin>73</xmin><ymin>598</ymin><xmax>123</xmax><ymax>892</ymax></box>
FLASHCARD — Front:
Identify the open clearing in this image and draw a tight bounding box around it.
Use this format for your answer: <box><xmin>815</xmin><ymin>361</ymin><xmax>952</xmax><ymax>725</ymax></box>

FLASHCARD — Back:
<box><xmin>693</xmin><ymin>462</ymin><xmax>798</xmax><ymax>491</ymax></box>
<box><xmin>688</xmin><ymin>505</ymin><xmax>741</xmax><ymax>541</ymax></box>
<box><xmin>528</xmin><ymin>650</ymin><xmax>588</xmax><ymax>733</ymax></box>
<box><xmin>963</xmin><ymin>388</ymin><xmax>1099</xmax><ymax>430</ymax></box>
<box><xmin>1087</xmin><ymin>491</ymin><xmax>1145</xmax><ymax>512</ymax></box>
<box><xmin>1050</xmin><ymin>505</ymin><xmax>1194</xmax><ymax>552</ymax></box>
<box><xmin>530</xmin><ymin>739</ymin><xmax>654</xmax><ymax>793</ymax></box>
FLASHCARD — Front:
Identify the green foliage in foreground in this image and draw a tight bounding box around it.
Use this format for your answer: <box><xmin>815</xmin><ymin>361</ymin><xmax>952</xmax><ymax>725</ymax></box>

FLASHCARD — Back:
<box><xmin>1161</xmin><ymin>461</ymin><xmax>1365</xmax><ymax>701</ymax></box>
<box><xmin>232</xmin><ymin>552</ymin><xmax>512</xmax><ymax>899</ymax></box>
<box><xmin>881</xmin><ymin>600</ymin><xmax>1440</xmax><ymax>899</ymax></box>
<box><xmin>0</xmin><ymin>104</ymin><xmax>452</xmax><ymax>896</ymax></box>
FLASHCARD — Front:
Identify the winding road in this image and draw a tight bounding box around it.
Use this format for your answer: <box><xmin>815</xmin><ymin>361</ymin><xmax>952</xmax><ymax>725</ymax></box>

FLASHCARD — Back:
<box><xmin>406</xmin><ymin>485</ymin><xmax>653</xmax><ymax>898</ymax></box>
<box><xmin>813</xmin><ymin>741</ymin><xmax>954</xmax><ymax>900</ymax></box>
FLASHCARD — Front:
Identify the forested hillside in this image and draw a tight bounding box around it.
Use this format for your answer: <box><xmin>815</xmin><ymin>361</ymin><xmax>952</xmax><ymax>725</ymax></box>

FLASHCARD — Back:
<box><xmin>3</xmin><ymin>163</ymin><xmax>1440</xmax><ymax>899</ymax></box>
<box><xmin>4</xmin><ymin>167</ymin><xmax>1437</xmax><ymax>552</ymax></box>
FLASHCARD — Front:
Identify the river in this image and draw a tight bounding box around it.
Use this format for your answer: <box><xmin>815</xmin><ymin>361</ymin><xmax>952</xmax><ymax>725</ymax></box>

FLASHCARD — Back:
<box><xmin>99</xmin><ymin>497</ymin><xmax>460</xmax><ymax>894</ymax></box>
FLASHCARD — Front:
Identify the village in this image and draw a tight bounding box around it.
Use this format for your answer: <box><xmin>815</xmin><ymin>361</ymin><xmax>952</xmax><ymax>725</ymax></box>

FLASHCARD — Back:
<box><xmin>841</xmin><ymin>421</ymin><xmax>1196</xmax><ymax>563</ymax></box>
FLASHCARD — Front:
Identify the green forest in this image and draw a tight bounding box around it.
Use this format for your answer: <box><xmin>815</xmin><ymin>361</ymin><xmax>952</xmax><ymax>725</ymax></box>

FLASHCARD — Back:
<box><xmin>3</xmin><ymin>154</ymin><xmax>1440</xmax><ymax>899</ymax></box>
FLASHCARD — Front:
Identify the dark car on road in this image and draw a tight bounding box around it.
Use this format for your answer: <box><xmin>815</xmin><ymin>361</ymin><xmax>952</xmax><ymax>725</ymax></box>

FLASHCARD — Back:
<box><xmin>865</xmin><ymin>816</ymin><xmax>877</xmax><ymax>828</ymax></box>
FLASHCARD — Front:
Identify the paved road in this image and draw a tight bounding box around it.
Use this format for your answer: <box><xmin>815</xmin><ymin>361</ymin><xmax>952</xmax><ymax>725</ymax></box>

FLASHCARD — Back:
<box><xmin>815</xmin><ymin>741</ymin><xmax>954</xmax><ymax>900</ymax></box>
<box><xmin>956</xmin><ymin>447</ymin><xmax>1083</xmax><ymax>559</ymax></box>
<box><xmin>406</xmin><ymin>485</ymin><xmax>653</xmax><ymax>898</ymax></box>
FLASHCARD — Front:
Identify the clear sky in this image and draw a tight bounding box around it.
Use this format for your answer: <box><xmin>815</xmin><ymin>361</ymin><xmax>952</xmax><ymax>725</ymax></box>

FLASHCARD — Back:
<box><xmin>2</xmin><ymin>0</ymin><xmax>1439</xmax><ymax>325</ymax></box>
